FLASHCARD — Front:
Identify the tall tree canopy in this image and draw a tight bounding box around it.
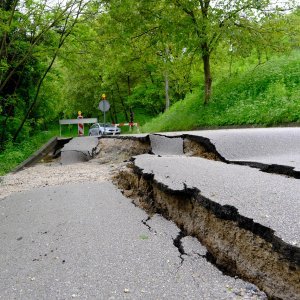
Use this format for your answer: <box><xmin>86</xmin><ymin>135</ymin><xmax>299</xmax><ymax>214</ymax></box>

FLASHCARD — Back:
<box><xmin>0</xmin><ymin>0</ymin><xmax>88</xmax><ymax>147</ymax></box>
<box><xmin>1</xmin><ymin>0</ymin><xmax>299</xmax><ymax>149</ymax></box>
<box><xmin>152</xmin><ymin>0</ymin><xmax>298</xmax><ymax>103</ymax></box>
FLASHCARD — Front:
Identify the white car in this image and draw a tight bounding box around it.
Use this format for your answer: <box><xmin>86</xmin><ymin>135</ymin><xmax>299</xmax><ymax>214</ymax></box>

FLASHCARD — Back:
<box><xmin>88</xmin><ymin>123</ymin><xmax>121</xmax><ymax>136</ymax></box>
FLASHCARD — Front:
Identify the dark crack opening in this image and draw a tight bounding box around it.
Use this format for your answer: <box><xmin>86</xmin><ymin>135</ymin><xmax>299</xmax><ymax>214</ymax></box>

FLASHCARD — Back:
<box><xmin>131</xmin><ymin>200</ymin><xmax>138</xmax><ymax>207</ymax></box>
<box><xmin>204</xmin><ymin>251</ymin><xmax>234</xmax><ymax>277</ymax></box>
<box><xmin>141</xmin><ymin>216</ymin><xmax>156</xmax><ymax>234</ymax></box>
<box><xmin>232</xmin><ymin>161</ymin><xmax>300</xmax><ymax>179</ymax></box>
<box><xmin>173</xmin><ymin>231</ymin><xmax>187</xmax><ymax>265</ymax></box>
<box><xmin>181</xmin><ymin>134</ymin><xmax>300</xmax><ymax>180</ymax></box>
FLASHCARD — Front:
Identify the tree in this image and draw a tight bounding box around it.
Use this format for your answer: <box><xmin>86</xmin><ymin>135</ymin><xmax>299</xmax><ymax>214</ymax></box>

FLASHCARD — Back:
<box><xmin>164</xmin><ymin>0</ymin><xmax>298</xmax><ymax>104</ymax></box>
<box><xmin>0</xmin><ymin>0</ymin><xmax>88</xmax><ymax>147</ymax></box>
<box><xmin>58</xmin><ymin>2</ymin><xmax>194</xmax><ymax>123</ymax></box>
<box><xmin>12</xmin><ymin>0</ymin><xmax>87</xmax><ymax>141</ymax></box>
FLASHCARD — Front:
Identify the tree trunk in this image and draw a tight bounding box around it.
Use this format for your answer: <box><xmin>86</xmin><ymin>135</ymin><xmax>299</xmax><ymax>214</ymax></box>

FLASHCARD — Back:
<box><xmin>111</xmin><ymin>89</ymin><xmax>118</xmax><ymax>124</ymax></box>
<box><xmin>202</xmin><ymin>50</ymin><xmax>212</xmax><ymax>105</ymax></box>
<box><xmin>199</xmin><ymin>0</ymin><xmax>212</xmax><ymax>104</ymax></box>
<box><xmin>164</xmin><ymin>71</ymin><xmax>170</xmax><ymax>110</ymax></box>
<box><xmin>164</xmin><ymin>46</ymin><xmax>170</xmax><ymax>110</ymax></box>
<box><xmin>127</xmin><ymin>75</ymin><xmax>131</xmax><ymax>96</ymax></box>
<box><xmin>116</xmin><ymin>82</ymin><xmax>129</xmax><ymax>122</ymax></box>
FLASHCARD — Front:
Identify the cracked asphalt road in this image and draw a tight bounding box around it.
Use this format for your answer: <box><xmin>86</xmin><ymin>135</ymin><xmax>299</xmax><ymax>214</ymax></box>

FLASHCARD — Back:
<box><xmin>0</xmin><ymin>181</ymin><xmax>265</xmax><ymax>299</ymax></box>
<box><xmin>3</xmin><ymin>127</ymin><xmax>298</xmax><ymax>299</ymax></box>
<box><xmin>159</xmin><ymin>128</ymin><xmax>300</xmax><ymax>171</ymax></box>
<box><xmin>134</xmin><ymin>154</ymin><xmax>300</xmax><ymax>247</ymax></box>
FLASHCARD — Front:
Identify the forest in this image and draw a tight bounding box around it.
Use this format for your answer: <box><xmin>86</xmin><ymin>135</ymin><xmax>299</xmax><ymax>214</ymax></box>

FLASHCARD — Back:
<box><xmin>0</xmin><ymin>0</ymin><xmax>300</xmax><ymax>155</ymax></box>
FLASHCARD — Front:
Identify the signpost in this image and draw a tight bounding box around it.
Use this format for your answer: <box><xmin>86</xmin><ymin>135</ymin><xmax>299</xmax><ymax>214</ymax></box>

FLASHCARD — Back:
<box><xmin>77</xmin><ymin>111</ymin><xmax>84</xmax><ymax>136</ymax></box>
<box><xmin>98</xmin><ymin>94</ymin><xmax>110</xmax><ymax>124</ymax></box>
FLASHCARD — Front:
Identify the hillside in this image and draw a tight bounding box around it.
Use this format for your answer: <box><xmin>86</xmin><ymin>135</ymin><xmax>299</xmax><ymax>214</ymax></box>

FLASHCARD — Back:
<box><xmin>142</xmin><ymin>52</ymin><xmax>300</xmax><ymax>132</ymax></box>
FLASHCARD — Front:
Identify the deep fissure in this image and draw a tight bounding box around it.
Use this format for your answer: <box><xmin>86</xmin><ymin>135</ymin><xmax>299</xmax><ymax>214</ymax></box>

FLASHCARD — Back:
<box><xmin>232</xmin><ymin>161</ymin><xmax>300</xmax><ymax>179</ymax></box>
<box><xmin>181</xmin><ymin>134</ymin><xmax>300</xmax><ymax>180</ymax></box>
<box><xmin>114</xmin><ymin>162</ymin><xmax>300</xmax><ymax>300</ymax></box>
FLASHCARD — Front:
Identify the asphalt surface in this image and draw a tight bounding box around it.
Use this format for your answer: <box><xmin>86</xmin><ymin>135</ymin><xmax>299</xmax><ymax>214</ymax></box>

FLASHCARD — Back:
<box><xmin>134</xmin><ymin>154</ymin><xmax>300</xmax><ymax>246</ymax></box>
<box><xmin>2</xmin><ymin>127</ymin><xmax>299</xmax><ymax>299</ymax></box>
<box><xmin>161</xmin><ymin>128</ymin><xmax>300</xmax><ymax>170</ymax></box>
<box><xmin>61</xmin><ymin>137</ymin><xmax>98</xmax><ymax>165</ymax></box>
<box><xmin>149</xmin><ymin>135</ymin><xmax>183</xmax><ymax>156</ymax></box>
<box><xmin>0</xmin><ymin>182</ymin><xmax>264</xmax><ymax>299</ymax></box>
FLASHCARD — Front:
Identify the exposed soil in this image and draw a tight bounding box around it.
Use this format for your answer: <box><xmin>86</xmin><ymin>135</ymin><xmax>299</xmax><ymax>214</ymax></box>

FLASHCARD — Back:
<box><xmin>182</xmin><ymin>134</ymin><xmax>226</xmax><ymax>161</ymax></box>
<box><xmin>95</xmin><ymin>137</ymin><xmax>151</xmax><ymax>163</ymax></box>
<box><xmin>113</xmin><ymin>165</ymin><xmax>300</xmax><ymax>300</ymax></box>
<box><xmin>184</xmin><ymin>138</ymin><xmax>221</xmax><ymax>160</ymax></box>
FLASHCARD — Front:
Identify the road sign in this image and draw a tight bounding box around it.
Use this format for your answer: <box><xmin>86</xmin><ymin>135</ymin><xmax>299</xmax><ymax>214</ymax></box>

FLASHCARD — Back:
<box><xmin>98</xmin><ymin>100</ymin><xmax>110</xmax><ymax>112</ymax></box>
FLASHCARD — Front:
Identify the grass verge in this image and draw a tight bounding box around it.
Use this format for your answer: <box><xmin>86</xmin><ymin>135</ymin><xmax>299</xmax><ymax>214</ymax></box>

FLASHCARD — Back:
<box><xmin>0</xmin><ymin>129</ymin><xmax>59</xmax><ymax>176</ymax></box>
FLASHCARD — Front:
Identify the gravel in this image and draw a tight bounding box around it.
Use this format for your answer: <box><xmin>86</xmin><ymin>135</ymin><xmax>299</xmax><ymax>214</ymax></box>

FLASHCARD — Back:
<box><xmin>0</xmin><ymin>160</ymin><xmax>122</xmax><ymax>200</ymax></box>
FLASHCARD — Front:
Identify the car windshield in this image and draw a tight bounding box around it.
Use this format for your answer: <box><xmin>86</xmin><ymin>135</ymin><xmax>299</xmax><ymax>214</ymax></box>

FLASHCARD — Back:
<box><xmin>103</xmin><ymin>123</ymin><xmax>113</xmax><ymax>127</ymax></box>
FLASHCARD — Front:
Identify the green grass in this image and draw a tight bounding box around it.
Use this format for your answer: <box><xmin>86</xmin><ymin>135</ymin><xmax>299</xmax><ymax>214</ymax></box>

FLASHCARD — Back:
<box><xmin>0</xmin><ymin>128</ymin><xmax>60</xmax><ymax>176</ymax></box>
<box><xmin>142</xmin><ymin>52</ymin><xmax>300</xmax><ymax>132</ymax></box>
<box><xmin>0</xmin><ymin>121</ymin><xmax>97</xmax><ymax>176</ymax></box>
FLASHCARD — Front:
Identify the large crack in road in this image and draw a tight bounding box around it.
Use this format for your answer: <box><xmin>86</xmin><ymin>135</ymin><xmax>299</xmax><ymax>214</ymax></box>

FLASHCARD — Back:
<box><xmin>114</xmin><ymin>162</ymin><xmax>299</xmax><ymax>299</ymax></box>
<box><xmin>107</xmin><ymin>133</ymin><xmax>300</xmax><ymax>299</ymax></box>
<box><xmin>4</xmin><ymin>132</ymin><xmax>300</xmax><ymax>299</ymax></box>
<box><xmin>165</xmin><ymin>133</ymin><xmax>300</xmax><ymax>180</ymax></box>
<box><xmin>118</xmin><ymin>162</ymin><xmax>300</xmax><ymax>299</ymax></box>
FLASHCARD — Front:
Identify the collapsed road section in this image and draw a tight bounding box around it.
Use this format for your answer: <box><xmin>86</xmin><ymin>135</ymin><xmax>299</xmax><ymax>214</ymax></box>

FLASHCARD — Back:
<box><xmin>60</xmin><ymin>137</ymin><xmax>99</xmax><ymax>165</ymax></box>
<box><xmin>115</xmin><ymin>155</ymin><xmax>300</xmax><ymax>300</ymax></box>
<box><xmin>6</xmin><ymin>129</ymin><xmax>300</xmax><ymax>299</ymax></box>
<box><xmin>110</xmin><ymin>132</ymin><xmax>300</xmax><ymax>300</ymax></box>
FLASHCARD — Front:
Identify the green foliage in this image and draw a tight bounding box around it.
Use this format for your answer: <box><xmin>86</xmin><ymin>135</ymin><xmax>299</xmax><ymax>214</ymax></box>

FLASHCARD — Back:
<box><xmin>127</xmin><ymin>83</ymin><xmax>165</xmax><ymax>115</ymax></box>
<box><xmin>0</xmin><ymin>0</ymin><xmax>88</xmax><ymax>149</ymax></box>
<box><xmin>142</xmin><ymin>52</ymin><xmax>300</xmax><ymax>132</ymax></box>
<box><xmin>1</xmin><ymin>0</ymin><xmax>300</xmax><ymax>156</ymax></box>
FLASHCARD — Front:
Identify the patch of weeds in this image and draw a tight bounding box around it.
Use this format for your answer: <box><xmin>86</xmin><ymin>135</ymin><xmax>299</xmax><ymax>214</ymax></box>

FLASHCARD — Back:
<box><xmin>139</xmin><ymin>234</ymin><xmax>149</xmax><ymax>240</ymax></box>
